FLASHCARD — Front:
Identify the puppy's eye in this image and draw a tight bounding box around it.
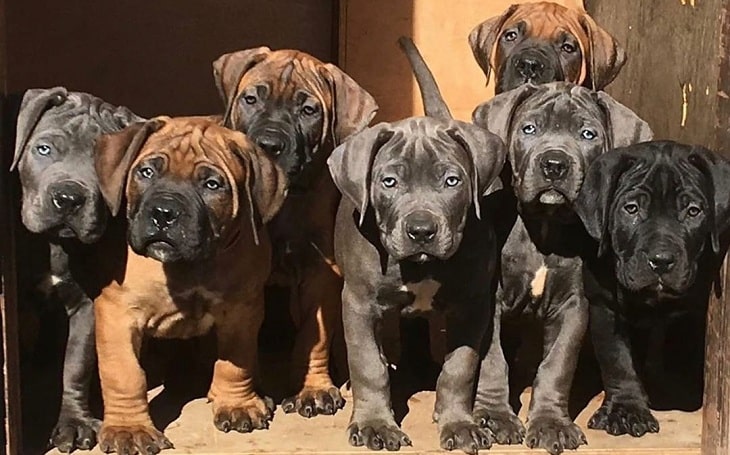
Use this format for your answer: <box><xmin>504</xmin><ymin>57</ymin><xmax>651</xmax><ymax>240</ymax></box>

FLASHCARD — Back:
<box><xmin>503</xmin><ymin>30</ymin><xmax>518</xmax><ymax>42</ymax></box>
<box><xmin>204</xmin><ymin>179</ymin><xmax>222</xmax><ymax>191</ymax></box>
<box><xmin>522</xmin><ymin>124</ymin><xmax>537</xmax><ymax>135</ymax></box>
<box><xmin>624</xmin><ymin>202</ymin><xmax>639</xmax><ymax>215</ymax></box>
<box><xmin>581</xmin><ymin>129</ymin><xmax>597</xmax><ymax>140</ymax></box>
<box><xmin>687</xmin><ymin>205</ymin><xmax>702</xmax><ymax>217</ymax></box>
<box><xmin>382</xmin><ymin>177</ymin><xmax>398</xmax><ymax>189</ymax></box>
<box><xmin>445</xmin><ymin>176</ymin><xmax>461</xmax><ymax>188</ymax></box>
<box><xmin>302</xmin><ymin>105</ymin><xmax>317</xmax><ymax>116</ymax></box>
<box><xmin>35</xmin><ymin>144</ymin><xmax>52</xmax><ymax>156</ymax></box>
<box><xmin>243</xmin><ymin>95</ymin><xmax>257</xmax><ymax>105</ymax></box>
<box><xmin>561</xmin><ymin>43</ymin><xmax>577</xmax><ymax>53</ymax></box>
<box><xmin>138</xmin><ymin>166</ymin><xmax>155</xmax><ymax>179</ymax></box>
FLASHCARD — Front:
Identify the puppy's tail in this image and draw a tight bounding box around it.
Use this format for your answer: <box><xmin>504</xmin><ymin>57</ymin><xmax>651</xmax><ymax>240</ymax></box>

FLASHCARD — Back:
<box><xmin>398</xmin><ymin>36</ymin><xmax>452</xmax><ymax>120</ymax></box>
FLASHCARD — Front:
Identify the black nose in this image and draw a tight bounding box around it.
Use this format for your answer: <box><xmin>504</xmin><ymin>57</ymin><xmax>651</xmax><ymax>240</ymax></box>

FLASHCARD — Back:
<box><xmin>648</xmin><ymin>251</ymin><xmax>675</xmax><ymax>274</ymax></box>
<box><xmin>540</xmin><ymin>150</ymin><xmax>570</xmax><ymax>181</ymax></box>
<box><xmin>150</xmin><ymin>201</ymin><xmax>181</xmax><ymax>230</ymax></box>
<box><xmin>405</xmin><ymin>212</ymin><xmax>438</xmax><ymax>244</ymax></box>
<box><xmin>256</xmin><ymin>134</ymin><xmax>287</xmax><ymax>156</ymax></box>
<box><xmin>516</xmin><ymin>57</ymin><xmax>545</xmax><ymax>79</ymax></box>
<box><xmin>51</xmin><ymin>184</ymin><xmax>86</xmax><ymax>213</ymax></box>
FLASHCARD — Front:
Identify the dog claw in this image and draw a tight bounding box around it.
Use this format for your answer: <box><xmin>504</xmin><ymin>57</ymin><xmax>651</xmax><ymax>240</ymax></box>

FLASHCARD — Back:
<box><xmin>213</xmin><ymin>396</ymin><xmax>275</xmax><ymax>434</ymax></box>
<box><xmin>348</xmin><ymin>420</ymin><xmax>410</xmax><ymax>451</ymax></box>
<box><xmin>588</xmin><ymin>402</ymin><xmax>659</xmax><ymax>437</ymax></box>
<box><xmin>282</xmin><ymin>386</ymin><xmax>345</xmax><ymax>418</ymax></box>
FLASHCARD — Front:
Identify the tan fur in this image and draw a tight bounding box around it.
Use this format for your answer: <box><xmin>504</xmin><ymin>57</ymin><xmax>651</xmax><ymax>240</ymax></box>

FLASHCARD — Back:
<box><xmin>95</xmin><ymin>117</ymin><xmax>284</xmax><ymax>448</ymax></box>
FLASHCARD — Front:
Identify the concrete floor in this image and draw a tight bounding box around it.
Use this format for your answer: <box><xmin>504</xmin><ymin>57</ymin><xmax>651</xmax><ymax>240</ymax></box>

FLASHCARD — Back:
<box><xmin>44</xmin><ymin>386</ymin><xmax>701</xmax><ymax>455</ymax></box>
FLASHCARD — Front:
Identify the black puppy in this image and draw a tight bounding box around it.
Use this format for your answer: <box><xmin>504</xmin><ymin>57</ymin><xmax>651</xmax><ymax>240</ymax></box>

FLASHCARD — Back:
<box><xmin>12</xmin><ymin>87</ymin><xmax>141</xmax><ymax>452</ymax></box>
<box><xmin>575</xmin><ymin>141</ymin><xmax>730</xmax><ymax>437</ymax></box>
<box><xmin>471</xmin><ymin>82</ymin><xmax>652</xmax><ymax>454</ymax></box>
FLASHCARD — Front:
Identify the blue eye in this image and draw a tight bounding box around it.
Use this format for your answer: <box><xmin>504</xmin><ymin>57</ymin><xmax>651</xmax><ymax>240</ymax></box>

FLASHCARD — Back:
<box><xmin>382</xmin><ymin>177</ymin><xmax>397</xmax><ymax>188</ymax></box>
<box><xmin>243</xmin><ymin>95</ymin><xmax>257</xmax><ymax>105</ymax></box>
<box><xmin>581</xmin><ymin>129</ymin><xmax>597</xmax><ymax>140</ymax></box>
<box><xmin>687</xmin><ymin>205</ymin><xmax>702</xmax><ymax>217</ymax></box>
<box><xmin>35</xmin><ymin>144</ymin><xmax>52</xmax><ymax>156</ymax></box>
<box><xmin>624</xmin><ymin>202</ymin><xmax>639</xmax><ymax>215</ymax></box>
<box><xmin>445</xmin><ymin>176</ymin><xmax>461</xmax><ymax>187</ymax></box>
<box><xmin>138</xmin><ymin>166</ymin><xmax>155</xmax><ymax>179</ymax></box>
<box><xmin>522</xmin><ymin>124</ymin><xmax>536</xmax><ymax>135</ymax></box>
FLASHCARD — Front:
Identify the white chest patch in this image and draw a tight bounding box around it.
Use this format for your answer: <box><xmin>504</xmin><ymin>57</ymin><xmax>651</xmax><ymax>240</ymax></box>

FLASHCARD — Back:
<box><xmin>530</xmin><ymin>265</ymin><xmax>549</xmax><ymax>298</ymax></box>
<box><xmin>401</xmin><ymin>279</ymin><xmax>441</xmax><ymax>313</ymax></box>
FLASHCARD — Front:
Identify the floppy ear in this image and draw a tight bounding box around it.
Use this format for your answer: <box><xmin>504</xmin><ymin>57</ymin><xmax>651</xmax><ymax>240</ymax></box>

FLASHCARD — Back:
<box><xmin>574</xmin><ymin>149</ymin><xmax>636</xmax><ymax>256</ymax></box>
<box><xmin>468</xmin><ymin>5</ymin><xmax>519</xmax><ymax>85</ymax></box>
<box><xmin>687</xmin><ymin>147</ymin><xmax>730</xmax><ymax>254</ymax></box>
<box><xmin>597</xmin><ymin>92</ymin><xmax>653</xmax><ymax>148</ymax></box>
<box><xmin>94</xmin><ymin>118</ymin><xmax>165</xmax><ymax>216</ymax></box>
<box><xmin>212</xmin><ymin>47</ymin><xmax>271</xmax><ymax>125</ymax></box>
<box><xmin>472</xmin><ymin>84</ymin><xmax>537</xmax><ymax>141</ymax></box>
<box><xmin>580</xmin><ymin>14</ymin><xmax>626</xmax><ymax>90</ymax></box>
<box><xmin>321</xmin><ymin>63</ymin><xmax>379</xmax><ymax>144</ymax></box>
<box><xmin>327</xmin><ymin>123</ymin><xmax>395</xmax><ymax>225</ymax></box>
<box><xmin>445</xmin><ymin>122</ymin><xmax>507</xmax><ymax>219</ymax></box>
<box><xmin>12</xmin><ymin>87</ymin><xmax>68</xmax><ymax>171</ymax></box>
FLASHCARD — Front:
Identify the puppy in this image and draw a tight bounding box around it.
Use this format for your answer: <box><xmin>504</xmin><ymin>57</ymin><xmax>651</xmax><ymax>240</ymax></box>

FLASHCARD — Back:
<box><xmin>11</xmin><ymin>86</ymin><xmax>141</xmax><ymax>452</ymax></box>
<box><xmin>574</xmin><ymin>141</ymin><xmax>730</xmax><ymax>437</ymax></box>
<box><xmin>212</xmin><ymin>47</ymin><xmax>378</xmax><ymax>417</ymax></box>
<box><xmin>469</xmin><ymin>2</ymin><xmax>625</xmax><ymax>93</ymax></box>
<box><xmin>91</xmin><ymin>117</ymin><xmax>287</xmax><ymax>454</ymax></box>
<box><xmin>472</xmin><ymin>82</ymin><xmax>652</xmax><ymax>454</ymax></box>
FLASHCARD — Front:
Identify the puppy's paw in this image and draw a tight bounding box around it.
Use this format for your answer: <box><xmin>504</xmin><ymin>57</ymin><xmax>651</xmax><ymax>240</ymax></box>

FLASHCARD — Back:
<box><xmin>440</xmin><ymin>420</ymin><xmax>493</xmax><ymax>454</ymax></box>
<box><xmin>588</xmin><ymin>402</ymin><xmax>659</xmax><ymax>437</ymax></box>
<box><xmin>525</xmin><ymin>417</ymin><xmax>586</xmax><ymax>455</ymax></box>
<box><xmin>213</xmin><ymin>396</ymin><xmax>275</xmax><ymax>433</ymax></box>
<box><xmin>50</xmin><ymin>415</ymin><xmax>101</xmax><ymax>452</ymax></box>
<box><xmin>98</xmin><ymin>424</ymin><xmax>172</xmax><ymax>455</ymax></box>
<box><xmin>474</xmin><ymin>408</ymin><xmax>525</xmax><ymax>445</ymax></box>
<box><xmin>282</xmin><ymin>386</ymin><xmax>345</xmax><ymax>418</ymax></box>
<box><xmin>347</xmin><ymin>419</ymin><xmax>412</xmax><ymax>451</ymax></box>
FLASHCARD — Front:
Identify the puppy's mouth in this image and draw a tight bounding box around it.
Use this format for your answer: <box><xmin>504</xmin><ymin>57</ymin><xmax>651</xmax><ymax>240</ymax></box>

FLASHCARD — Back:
<box><xmin>538</xmin><ymin>188</ymin><xmax>567</xmax><ymax>205</ymax></box>
<box><xmin>406</xmin><ymin>252</ymin><xmax>436</xmax><ymax>264</ymax></box>
<box><xmin>142</xmin><ymin>237</ymin><xmax>181</xmax><ymax>263</ymax></box>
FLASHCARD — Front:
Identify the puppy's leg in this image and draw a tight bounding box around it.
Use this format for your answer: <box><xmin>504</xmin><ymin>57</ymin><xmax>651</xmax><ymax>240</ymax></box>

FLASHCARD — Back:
<box><xmin>435</xmin><ymin>304</ymin><xmax>494</xmax><ymax>454</ymax></box>
<box><xmin>96</xmin><ymin>286</ymin><xmax>172</xmax><ymax>455</ymax></box>
<box><xmin>525</xmin><ymin>295</ymin><xmax>588</xmax><ymax>455</ymax></box>
<box><xmin>283</xmin><ymin>261</ymin><xmax>345</xmax><ymax>417</ymax></box>
<box><xmin>587</xmin><ymin>302</ymin><xmax>659</xmax><ymax>437</ymax></box>
<box><xmin>208</xmin><ymin>291</ymin><xmax>274</xmax><ymax>433</ymax></box>
<box><xmin>473</xmin><ymin>305</ymin><xmax>525</xmax><ymax>445</ymax></box>
<box><xmin>344</xmin><ymin>283</ymin><xmax>411</xmax><ymax>451</ymax></box>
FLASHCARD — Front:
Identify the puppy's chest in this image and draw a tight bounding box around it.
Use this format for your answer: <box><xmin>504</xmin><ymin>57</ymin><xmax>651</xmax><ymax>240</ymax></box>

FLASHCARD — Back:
<box><xmin>142</xmin><ymin>285</ymin><xmax>225</xmax><ymax>339</ymax></box>
<box><xmin>378</xmin><ymin>278</ymin><xmax>444</xmax><ymax>316</ymax></box>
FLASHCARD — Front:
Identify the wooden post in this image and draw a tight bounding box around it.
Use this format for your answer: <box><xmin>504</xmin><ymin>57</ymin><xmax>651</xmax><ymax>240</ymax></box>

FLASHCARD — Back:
<box><xmin>586</xmin><ymin>1</ymin><xmax>730</xmax><ymax>453</ymax></box>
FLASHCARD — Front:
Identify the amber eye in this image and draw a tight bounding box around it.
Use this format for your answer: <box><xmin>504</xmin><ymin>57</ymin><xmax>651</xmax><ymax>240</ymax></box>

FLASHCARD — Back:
<box><xmin>382</xmin><ymin>177</ymin><xmax>397</xmax><ymax>189</ymax></box>
<box><xmin>503</xmin><ymin>30</ymin><xmax>518</xmax><ymax>42</ymax></box>
<box><xmin>561</xmin><ymin>43</ymin><xmax>577</xmax><ymax>53</ymax></box>
<box><xmin>624</xmin><ymin>202</ymin><xmax>639</xmax><ymax>215</ymax></box>
<box><xmin>687</xmin><ymin>205</ymin><xmax>702</xmax><ymax>217</ymax></box>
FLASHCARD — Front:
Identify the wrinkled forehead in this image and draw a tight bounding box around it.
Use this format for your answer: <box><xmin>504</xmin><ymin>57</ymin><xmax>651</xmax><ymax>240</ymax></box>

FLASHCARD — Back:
<box><xmin>620</xmin><ymin>155</ymin><xmax>709</xmax><ymax>203</ymax></box>
<box><xmin>515</xmin><ymin>89</ymin><xmax>605</xmax><ymax>126</ymax></box>
<box><xmin>31</xmin><ymin>112</ymin><xmax>101</xmax><ymax>151</ymax></box>
<box><xmin>373</xmin><ymin>127</ymin><xmax>469</xmax><ymax>171</ymax></box>
<box><xmin>237</xmin><ymin>54</ymin><xmax>331</xmax><ymax>102</ymax></box>
<box><xmin>506</xmin><ymin>4</ymin><xmax>588</xmax><ymax>43</ymax></box>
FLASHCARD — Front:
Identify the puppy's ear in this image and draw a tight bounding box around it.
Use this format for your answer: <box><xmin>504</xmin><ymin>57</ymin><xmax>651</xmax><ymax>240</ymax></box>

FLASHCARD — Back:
<box><xmin>687</xmin><ymin>147</ymin><xmax>730</xmax><ymax>254</ymax></box>
<box><xmin>230</xmin><ymin>139</ymin><xmax>288</xmax><ymax>246</ymax></box>
<box><xmin>94</xmin><ymin>118</ymin><xmax>166</xmax><ymax>216</ymax></box>
<box><xmin>327</xmin><ymin>123</ymin><xmax>395</xmax><ymax>225</ymax></box>
<box><xmin>321</xmin><ymin>63</ymin><xmax>379</xmax><ymax>144</ymax></box>
<box><xmin>580</xmin><ymin>14</ymin><xmax>626</xmax><ymax>90</ymax></box>
<box><xmin>468</xmin><ymin>5</ymin><xmax>519</xmax><ymax>85</ymax></box>
<box><xmin>212</xmin><ymin>47</ymin><xmax>271</xmax><ymax>125</ymax></box>
<box><xmin>12</xmin><ymin>87</ymin><xmax>68</xmax><ymax>171</ymax></box>
<box><xmin>445</xmin><ymin>122</ymin><xmax>506</xmax><ymax>219</ymax></box>
<box><xmin>472</xmin><ymin>84</ymin><xmax>537</xmax><ymax>142</ymax></box>
<box><xmin>597</xmin><ymin>92</ymin><xmax>653</xmax><ymax>148</ymax></box>
<box><xmin>574</xmin><ymin>149</ymin><xmax>635</xmax><ymax>256</ymax></box>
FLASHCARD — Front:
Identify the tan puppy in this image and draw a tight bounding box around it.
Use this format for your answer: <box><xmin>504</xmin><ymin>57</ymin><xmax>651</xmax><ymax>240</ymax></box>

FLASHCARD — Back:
<box><xmin>469</xmin><ymin>1</ymin><xmax>624</xmax><ymax>93</ymax></box>
<box><xmin>213</xmin><ymin>48</ymin><xmax>377</xmax><ymax>418</ymax></box>
<box><xmin>92</xmin><ymin>117</ymin><xmax>287</xmax><ymax>454</ymax></box>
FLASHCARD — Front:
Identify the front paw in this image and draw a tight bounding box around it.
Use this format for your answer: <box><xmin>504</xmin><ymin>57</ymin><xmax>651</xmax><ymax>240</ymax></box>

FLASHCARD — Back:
<box><xmin>98</xmin><ymin>424</ymin><xmax>172</xmax><ymax>455</ymax></box>
<box><xmin>213</xmin><ymin>396</ymin><xmax>275</xmax><ymax>433</ymax></box>
<box><xmin>474</xmin><ymin>408</ymin><xmax>525</xmax><ymax>445</ymax></box>
<box><xmin>348</xmin><ymin>419</ymin><xmax>412</xmax><ymax>451</ymax></box>
<box><xmin>440</xmin><ymin>420</ymin><xmax>493</xmax><ymax>454</ymax></box>
<box><xmin>50</xmin><ymin>414</ymin><xmax>101</xmax><ymax>452</ymax></box>
<box><xmin>525</xmin><ymin>416</ymin><xmax>586</xmax><ymax>455</ymax></box>
<box><xmin>282</xmin><ymin>386</ymin><xmax>345</xmax><ymax>418</ymax></box>
<box><xmin>588</xmin><ymin>402</ymin><xmax>659</xmax><ymax>437</ymax></box>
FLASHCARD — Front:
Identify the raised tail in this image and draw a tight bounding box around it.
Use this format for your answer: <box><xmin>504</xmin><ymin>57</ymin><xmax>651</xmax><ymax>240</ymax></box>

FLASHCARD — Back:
<box><xmin>398</xmin><ymin>36</ymin><xmax>452</xmax><ymax>120</ymax></box>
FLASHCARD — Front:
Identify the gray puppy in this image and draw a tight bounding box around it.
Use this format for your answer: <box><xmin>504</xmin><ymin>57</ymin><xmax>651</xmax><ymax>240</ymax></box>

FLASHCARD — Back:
<box><xmin>471</xmin><ymin>82</ymin><xmax>652</xmax><ymax>454</ymax></box>
<box><xmin>12</xmin><ymin>87</ymin><xmax>141</xmax><ymax>452</ymax></box>
<box><xmin>328</xmin><ymin>63</ymin><xmax>507</xmax><ymax>453</ymax></box>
